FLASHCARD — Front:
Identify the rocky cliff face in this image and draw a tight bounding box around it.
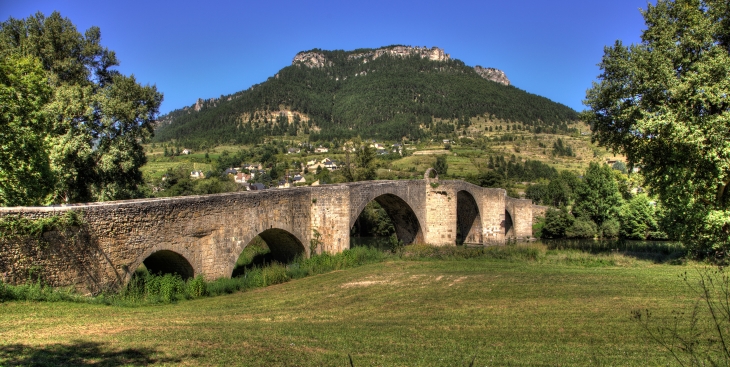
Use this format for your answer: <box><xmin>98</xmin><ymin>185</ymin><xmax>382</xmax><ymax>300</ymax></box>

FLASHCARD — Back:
<box><xmin>292</xmin><ymin>46</ymin><xmax>509</xmax><ymax>86</ymax></box>
<box><xmin>347</xmin><ymin>46</ymin><xmax>451</xmax><ymax>62</ymax></box>
<box><xmin>293</xmin><ymin>46</ymin><xmax>451</xmax><ymax>68</ymax></box>
<box><xmin>474</xmin><ymin>66</ymin><xmax>510</xmax><ymax>86</ymax></box>
<box><xmin>292</xmin><ymin>51</ymin><xmax>333</xmax><ymax>68</ymax></box>
<box><xmin>194</xmin><ymin>98</ymin><xmax>204</xmax><ymax>111</ymax></box>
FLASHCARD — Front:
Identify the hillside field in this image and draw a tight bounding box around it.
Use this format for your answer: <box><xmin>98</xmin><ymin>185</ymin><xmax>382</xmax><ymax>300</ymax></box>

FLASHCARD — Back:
<box><xmin>0</xmin><ymin>246</ymin><xmax>702</xmax><ymax>366</ymax></box>
<box><xmin>141</xmin><ymin>128</ymin><xmax>625</xmax><ymax>185</ymax></box>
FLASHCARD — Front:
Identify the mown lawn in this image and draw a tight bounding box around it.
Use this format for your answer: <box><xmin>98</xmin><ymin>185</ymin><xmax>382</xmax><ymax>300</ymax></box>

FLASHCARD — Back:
<box><xmin>0</xmin><ymin>252</ymin><xmax>699</xmax><ymax>366</ymax></box>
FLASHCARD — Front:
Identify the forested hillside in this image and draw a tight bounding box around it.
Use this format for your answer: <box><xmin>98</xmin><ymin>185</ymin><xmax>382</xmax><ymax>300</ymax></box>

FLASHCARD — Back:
<box><xmin>154</xmin><ymin>45</ymin><xmax>578</xmax><ymax>148</ymax></box>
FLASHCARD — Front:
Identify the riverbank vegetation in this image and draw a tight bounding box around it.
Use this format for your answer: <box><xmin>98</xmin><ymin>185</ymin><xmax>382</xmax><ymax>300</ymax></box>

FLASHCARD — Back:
<box><xmin>528</xmin><ymin>162</ymin><xmax>670</xmax><ymax>245</ymax></box>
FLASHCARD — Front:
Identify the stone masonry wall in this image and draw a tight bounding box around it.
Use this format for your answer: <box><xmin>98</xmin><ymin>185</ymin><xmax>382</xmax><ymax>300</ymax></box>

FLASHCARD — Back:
<box><xmin>310</xmin><ymin>185</ymin><xmax>350</xmax><ymax>254</ymax></box>
<box><xmin>0</xmin><ymin>179</ymin><xmax>537</xmax><ymax>293</ymax></box>
<box><xmin>505</xmin><ymin>197</ymin><xmax>536</xmax><ymax>240</ymax></box>
<box><xmin>424</xmin><ymin>183</ymin><xmax>456</xmax><ymax>246</ymax></box>
<box><xmin>477</xmin><ymin>188</ymin><xmax>508</xmax><ymax>243</ymax></box>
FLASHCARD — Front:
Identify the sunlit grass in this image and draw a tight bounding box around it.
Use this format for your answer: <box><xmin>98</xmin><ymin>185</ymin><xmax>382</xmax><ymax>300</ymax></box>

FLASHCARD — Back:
<box><xmin>0</xmin><ymin>244</ymin><xmax>700</xmax><ymax>366</ymax></box>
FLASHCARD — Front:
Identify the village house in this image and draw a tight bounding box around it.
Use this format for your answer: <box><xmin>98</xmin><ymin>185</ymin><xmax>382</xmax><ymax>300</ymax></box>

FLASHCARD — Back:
<box><xmin>324</xmin><ymin>159</ymin><xmax>338</xmax><ymax>171</ymax></box>
<box><xmin>242</xmin><ymin>163</ymin><xmax>263</xmax><ymax>171</ymax></box>
<box><xmin>292</xmin><ymin>174</ymin><xmax>306</xmax><ymax>185</ymax></box>
<box><xmin>314</xmin><ymin>146</ymin><xmax>329</xmax><ymax>153</ymax></box>
<box><xmin>190</xmin><ymin>170</ymin><xmax>205</xmax><ymax>179</ymax></box>
<box><xmin>287</xmin><ymin>147</ymin><xmax>300</xmax><ymax>154</ymax></box>
<box><xmin>234</xmin><ymin>172</ymin><xmax>251</xmax><ymax>184</ymax></box>
<box><xmin>181</xmin><ymin>149</ymin><xmax>191</xmax><ymax>155</ymax></box>
<box><xmin>247</xmin><ymin>183</ymin><xmax>266</xmax><ymax>191</ymax></box>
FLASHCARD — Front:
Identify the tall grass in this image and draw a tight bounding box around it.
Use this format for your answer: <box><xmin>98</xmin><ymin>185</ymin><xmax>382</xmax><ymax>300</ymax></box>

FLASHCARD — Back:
<box><xmin>116</xmin><ymin>268</ymin><xmax>208</xmax><ymax>304</ymax></box>
<box><xmin>0</xmin><ymin>279</ymin><xmax>85</xmax><ymax>303</ymax></box>
<box><xmin>400</xmin><ymin>242</ymin><xmax>545</xmax><ymax>261</ymax></box>
<box><xmin>542</xmin><ymin>238</ymin><xmax>684</xmax><ymax>255</ymax></box>
<box><xmin>207</xmin><ymin>246</ymin><xmax>388</xmax><ymax>297</ymax></box>
<box><xmin>0</xmin><ymin>241</ymin><xmax>685</xmax><ymax>305</ymax></box>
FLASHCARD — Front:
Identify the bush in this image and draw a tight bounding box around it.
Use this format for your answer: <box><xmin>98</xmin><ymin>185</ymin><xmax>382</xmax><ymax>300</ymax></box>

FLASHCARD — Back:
<box><xmin>187</xmin><ymin>275</ymin><xmax>207</xmax><ymax>298</ymax></box>
<box><xmin>619</xmin><ymin>194</ymin><xmax>657</xmax><ymax>240</ymax></box>
<box><xmin>600</xmin><ymin>218</ymin><xmax>620</xmax><ymax>239</ymax></box>
<box><xmin>565</xmin><ymin>217</ymin><xmax>598</xmax><ymax>238</ymax></box>
<box><xmin>0</xmin><ymin>281</ymin><xmax>10</xmax><ymax>302</ymax></box>
<box><xmin>541</xmin><ymin>208</ymin><xmax>575</xmax><ymax>239</ymax></box>
<box><xmin>532</xmin><ymin>216</ymin><xmax>545</xmax><ymax>238</ymax></box>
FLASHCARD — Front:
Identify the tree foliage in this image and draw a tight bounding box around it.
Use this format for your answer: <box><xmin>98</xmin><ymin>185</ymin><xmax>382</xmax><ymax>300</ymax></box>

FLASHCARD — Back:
<box><xmin>525</xmin><ymin>171</ymin><xmax>581</xmax><ymax>207</ymax></box>
<box><xmin>434</xmin><ymin>155</ymin><xmax>448</xmax><ymax>177</ymax></box>
<box><xmin>573</xmin><ymin>163</ymin><xmax>624</xmax><ymax>226</ymax></box>
<box><xmin>0</xmin><ymin>55</ymin><xmax>54</xmax><ymax>206</ymax></box>
<box><xmin>583</xmin><ymin>0</ymin><xmax>730</xmax><ymax>255</ymax></box>
<box><xmin>0</xmin><ymin>12</ymin><xmax>163</xmax><ymax>204</ymax></box>
<box><xmin>541</xmin><ymin>207</ymin><xmax>575</xmax><ymax>239</ymax></box>
<box><xmin>619</xmin><ymin>194</ymin><xmax>659</xmax><ymax>240</ymax></box>
<box><xmin>340</xmin><ymin>142</ymin><xmax>377</xmax><ymax>183</ymax></box>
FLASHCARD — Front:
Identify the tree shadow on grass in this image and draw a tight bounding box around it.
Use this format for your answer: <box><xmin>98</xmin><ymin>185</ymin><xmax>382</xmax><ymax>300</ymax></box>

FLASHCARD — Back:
<box><xmin>0</xmin><ymin>340</ymin><xmax>183</xmax><ymax>366</ymax></box>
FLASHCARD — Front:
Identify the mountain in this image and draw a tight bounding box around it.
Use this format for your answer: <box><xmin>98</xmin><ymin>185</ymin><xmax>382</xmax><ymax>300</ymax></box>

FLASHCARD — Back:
<box><xmin>154</xmin><ymin>45</ymin><xmax>578</xmax><ymax>147</ymax></box>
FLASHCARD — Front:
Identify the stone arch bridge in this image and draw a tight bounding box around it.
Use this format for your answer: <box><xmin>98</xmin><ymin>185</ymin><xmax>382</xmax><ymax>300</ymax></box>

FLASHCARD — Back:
<box><xmin>0</xmin><ymin>177</ymin><xmax>543</xmax><ymax>294</ymax></box>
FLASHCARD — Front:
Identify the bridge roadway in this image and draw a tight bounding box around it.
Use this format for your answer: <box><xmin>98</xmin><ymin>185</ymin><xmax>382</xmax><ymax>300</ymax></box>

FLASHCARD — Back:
<box><xmin>0</xmin><ymin>174</ymin><xmax>541</xmax><ymax>294</ymax></box>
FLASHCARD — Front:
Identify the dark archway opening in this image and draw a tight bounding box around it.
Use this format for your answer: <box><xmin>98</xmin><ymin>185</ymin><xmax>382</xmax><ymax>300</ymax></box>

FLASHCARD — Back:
<box><xmin>351</xmin><ymin>201</ymin><xmax>397</xmax><ymax>250</ymax></box>
<box><xmin>504</xmin><ymin>210</ymin><xmax>514</xmax><ymax>238</ymax></box>
<box><xmin>456</xmin><ymin>191</ymin><xmax>482</xmax><ymax>245</ymax></box>
<box><xmin>232</xmin><ymin>229</ymin><xmax>305</xmax><ymax>277</ymax></box>
<box><xmin>142</xmin><ymin>250</ymin><xmax>194</xmax><ymax>280</ymax></box>
<box><xmin>351</xmin><ymin>194</ymin><xmax>423</xmax><ymax>250</ymax></box>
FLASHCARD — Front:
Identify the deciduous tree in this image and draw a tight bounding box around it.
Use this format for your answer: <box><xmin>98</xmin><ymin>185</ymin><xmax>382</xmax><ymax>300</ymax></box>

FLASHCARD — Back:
<box><xmin>583</xmin><ymin>0</ymin><xmax>730</xmax><ymax>255</ymax></box>
<box><xmin>434</xmin><ymin>155</ymin><xmax>448</xmax><ymax>177</ymax></box>
<box><xmin>0</xmin><ymin>12</ymin><xmax>163</xmax><ymax>204</ymax></box>
<box><xmin>573</xmin><ymin>163</ymin><xmax>623</xmax><ymax>226</ymax></box>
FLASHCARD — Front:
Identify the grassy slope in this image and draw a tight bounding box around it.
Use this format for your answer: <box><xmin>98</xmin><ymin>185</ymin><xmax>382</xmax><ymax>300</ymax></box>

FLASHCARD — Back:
<box><xmin>141</xmin><ymin>129</ymin><xmax>624</xmax><ymax>184</ymax></box>
<box><xmin>0</xmin><ymin>252</ymin><xmax>695</xmax><ymax>366</ymax></box>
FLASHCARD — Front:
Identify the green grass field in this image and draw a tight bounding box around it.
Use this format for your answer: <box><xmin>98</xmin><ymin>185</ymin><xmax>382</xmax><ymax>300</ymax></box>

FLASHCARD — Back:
<box><xmin>0</xmin><ymin>245</ymin><xmax>704</xmax><ymax>366</ymax></box>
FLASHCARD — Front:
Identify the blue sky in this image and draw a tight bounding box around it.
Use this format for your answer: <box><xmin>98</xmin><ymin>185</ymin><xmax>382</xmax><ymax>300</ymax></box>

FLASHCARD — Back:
<box><xmin>2</xmin><ymin>0</ymin><xmax>648</xmax><ymax>115</ymax></box>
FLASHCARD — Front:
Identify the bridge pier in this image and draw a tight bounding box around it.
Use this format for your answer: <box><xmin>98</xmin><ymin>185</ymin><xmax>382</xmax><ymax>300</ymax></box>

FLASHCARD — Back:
<box><xmin>0</xmin><ymin>179</ymin><xmax>539</xmax><ymax>294</ymax></box>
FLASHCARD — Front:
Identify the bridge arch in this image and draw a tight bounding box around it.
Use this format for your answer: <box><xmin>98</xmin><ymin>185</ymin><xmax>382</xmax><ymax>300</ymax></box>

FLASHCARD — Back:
<box><xmin>456</xmin><ymin>190</ymin><xmax>483</xmax><ymax>244</ymax></box>
<box><xmin>350</xmin><ymin>193</ymin><xmax>424</xmax><ymax>245</ymax></box>
<box><xmin>424</xmin><ymin>168</ymin><xmax>439</xmax><ymax>180</ymax></box>
<box><xmin>504</xmin><ymin>208</ymin><xmax>515</xmax><ymax>238</ymax></box>
<box><xmin>129</xmin><ymin>247</ymin><xmax>197</xmax><ymax>283</ymax></box>
<box><xmin>227</xmin><ymin>227</ymin><xmax>306</xmax><ymax>278</ymax></box>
